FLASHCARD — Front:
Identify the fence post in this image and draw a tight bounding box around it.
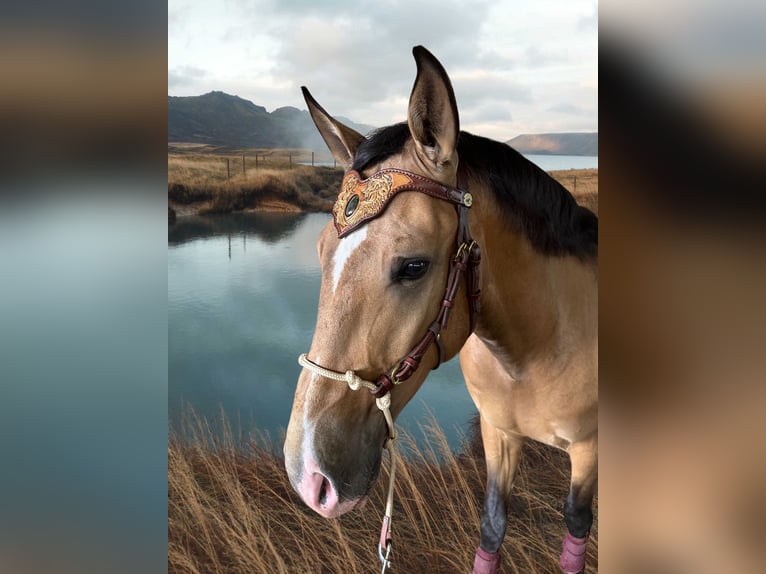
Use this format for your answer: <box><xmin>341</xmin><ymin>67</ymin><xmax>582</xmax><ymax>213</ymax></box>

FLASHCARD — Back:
<box><xmin>312</xmin><ymin>151</ymin><xmax>315</xmax><ymax>167</ymax></box>
<box><xmin>255</xmin><ymin>155</ymin><xmax>259</xmax><ymax>170</ymax></box>
<box><xmin>289</xmin><ymin>153</ymin><xmax>292</xmax><ymax>168</ymax></box>
<box><xmin>573</xmin><ymin>175</ymin><xmax>577</xmax><ymax>194</ymax></box>
<box><xmin>226</xmin><ymin>158</ymin><xmax>230</xmax><ymax>179</ymax></box>
<box><xmin>242</xmin><ymin>154</ymin><xmax>245</xmax><ymax>176</ymax></box>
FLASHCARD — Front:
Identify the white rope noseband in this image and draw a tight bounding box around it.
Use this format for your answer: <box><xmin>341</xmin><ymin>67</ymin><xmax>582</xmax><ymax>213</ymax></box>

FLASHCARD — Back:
<box><xmin>298</xmin><ymin>353</ymin><xmax>398</xmax><ymax>572</ymax></box>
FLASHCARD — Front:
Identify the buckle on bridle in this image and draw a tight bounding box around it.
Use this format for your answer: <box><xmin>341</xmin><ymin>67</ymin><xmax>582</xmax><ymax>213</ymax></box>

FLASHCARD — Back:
<box><xmin>390</xmin><ymin>362</ymin><xmax>406</xmax><ymax>385</ymax></box>
<box><xmin>454</xmin><ymin>239</ymin><xmax>477</xmax><ymax>261</ymax></box>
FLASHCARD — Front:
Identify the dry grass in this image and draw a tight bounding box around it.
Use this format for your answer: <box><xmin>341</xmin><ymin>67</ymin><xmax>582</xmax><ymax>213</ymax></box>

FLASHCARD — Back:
<box><xmin>168</xmin><ymin>414</ymin><xmax>598</xmax><ymax>574</ymax></box>
<box><xmin>550</xmin><ymin>168</ymin><xmax>599</xmax><ymax>215</ymax></box>
<box><xmin>168</xmin><ymin>152</ymin><xmax>342</xmax><ymax>214</ymax></box>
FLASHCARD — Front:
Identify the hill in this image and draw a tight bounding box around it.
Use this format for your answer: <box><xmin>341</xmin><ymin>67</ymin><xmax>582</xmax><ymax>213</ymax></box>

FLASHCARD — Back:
<box><xmin>506</xmin><ymin>132</ymin><xmax>598</xmax><ymax>156</ymax></box>
<box><xmin>168</xmin><ymin>91</ymin><xmax>375</xmax><ymax>149</ymax></box>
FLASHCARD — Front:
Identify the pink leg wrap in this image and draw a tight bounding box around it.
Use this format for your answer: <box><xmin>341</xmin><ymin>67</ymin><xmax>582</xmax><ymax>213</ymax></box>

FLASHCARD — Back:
<box><xmin>559</xmin><ymin>531</ymin><xmax>588</xmax><ymax>573</ymax></box>
<box><xmin>473</xmin><ymin>546</ymin><xmax>501</xmax><ymax>574</ymax></box>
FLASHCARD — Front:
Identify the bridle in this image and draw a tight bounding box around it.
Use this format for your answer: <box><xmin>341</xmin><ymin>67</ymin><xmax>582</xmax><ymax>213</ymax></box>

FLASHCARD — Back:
<box><xmin>297</xmin><ymin>164</ymin><xmax>481</xmax><ymax>572</ymax></box>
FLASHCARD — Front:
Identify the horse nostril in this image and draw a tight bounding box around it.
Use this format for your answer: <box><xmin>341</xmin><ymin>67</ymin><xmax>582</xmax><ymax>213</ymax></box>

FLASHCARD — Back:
<box><xmin>299</xmin><ymin>456</ymin><xmax>344</xmax><ymax>515</ymax></box>
<box><xmin>318</xmin><ymin>477</ymin><xmax>328</xmax><ymax>506</ymax></box>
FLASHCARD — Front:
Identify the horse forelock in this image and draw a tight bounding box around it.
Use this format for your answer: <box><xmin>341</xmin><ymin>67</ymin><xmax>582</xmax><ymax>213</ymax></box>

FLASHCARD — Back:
<box><xmin>351</xmin><ymin>123</ymin><xmax>411</xmax><ymax>173</ymax></box>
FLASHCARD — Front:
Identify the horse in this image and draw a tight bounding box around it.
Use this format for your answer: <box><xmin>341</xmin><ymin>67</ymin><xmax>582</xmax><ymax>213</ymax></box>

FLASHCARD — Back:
<box><xmin>283</xmin><ymin>46</ymin><xmax>598</xmax><ymax>574</ymax></box>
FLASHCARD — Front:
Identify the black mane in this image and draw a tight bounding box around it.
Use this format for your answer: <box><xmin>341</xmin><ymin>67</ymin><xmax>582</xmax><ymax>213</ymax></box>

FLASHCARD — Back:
<box><xmin>351</xmin><ymin>123</ymin><xmax>598</xmax><ymax>260</ymax></box>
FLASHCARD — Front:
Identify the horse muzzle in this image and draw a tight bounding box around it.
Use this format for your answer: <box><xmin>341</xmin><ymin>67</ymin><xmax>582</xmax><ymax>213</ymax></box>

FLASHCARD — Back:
<box><xmin>295</xmin><ymin>450</ymin><xmax>368</xmax><ymax>518</ymax></box>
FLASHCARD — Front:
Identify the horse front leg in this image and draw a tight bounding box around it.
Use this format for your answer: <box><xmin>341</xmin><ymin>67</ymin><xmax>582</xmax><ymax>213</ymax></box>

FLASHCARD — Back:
<box><xmin>560</xmin><ymin>435</ymin><xmax>597</xmax><ymax>574</ymax></box>
<box><xmin>473</xmin><ymin>416</ymin><xmax>524</xmax><ymax>574</ymax></box>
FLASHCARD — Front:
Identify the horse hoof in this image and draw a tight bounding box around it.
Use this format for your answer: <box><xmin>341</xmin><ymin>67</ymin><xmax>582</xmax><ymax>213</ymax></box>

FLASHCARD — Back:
<box><xmin>559</xmin><ymin>531</ymin><xmax>588</xmax><ymax>573</ymax></box>
<box><xmin>473</xmin><ymin>546</ymin><xmax>501</xmax><ymax>574</ymax></box>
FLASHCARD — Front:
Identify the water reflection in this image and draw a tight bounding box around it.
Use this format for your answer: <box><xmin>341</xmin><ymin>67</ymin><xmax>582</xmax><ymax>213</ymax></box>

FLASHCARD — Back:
<box><xmin>169</xmin><ymin>211</ymin><xmax>307</xmax><ymax>245</ymax></box>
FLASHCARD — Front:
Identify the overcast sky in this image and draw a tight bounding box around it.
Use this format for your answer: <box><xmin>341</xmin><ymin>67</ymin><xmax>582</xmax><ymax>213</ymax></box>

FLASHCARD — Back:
<box><xmin>168</xmin><ymin>0</ymin><xmax>597</xmax><ymax>142</ymax></box>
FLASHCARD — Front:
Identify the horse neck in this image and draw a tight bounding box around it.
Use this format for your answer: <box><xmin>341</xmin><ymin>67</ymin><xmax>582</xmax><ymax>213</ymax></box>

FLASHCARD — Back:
<box><xmin>471</xmin><ymin>189</ymin><xmax>598</xmax><ymax>375</ymax></box>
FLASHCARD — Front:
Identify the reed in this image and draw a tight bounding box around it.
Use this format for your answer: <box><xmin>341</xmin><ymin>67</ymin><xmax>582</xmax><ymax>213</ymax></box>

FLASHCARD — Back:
<box><xmin>168</xmin><ymin>412</ymin><xmax>598</xmax><ymax>573</ymax></box>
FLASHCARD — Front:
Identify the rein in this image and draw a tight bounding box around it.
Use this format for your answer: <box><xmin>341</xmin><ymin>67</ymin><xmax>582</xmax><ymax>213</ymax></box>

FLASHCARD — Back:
<box><xmin>297</xmin><ymin>165</ymin><xmax>481</xmax><ymax>572</ymax></box>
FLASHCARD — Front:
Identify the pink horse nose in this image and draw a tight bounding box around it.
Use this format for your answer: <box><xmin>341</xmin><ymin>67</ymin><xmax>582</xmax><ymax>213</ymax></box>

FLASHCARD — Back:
<box><xmin>298</xmin><ymin>454</ymin><xmax>342</xmax><ymax>518</ymax></box>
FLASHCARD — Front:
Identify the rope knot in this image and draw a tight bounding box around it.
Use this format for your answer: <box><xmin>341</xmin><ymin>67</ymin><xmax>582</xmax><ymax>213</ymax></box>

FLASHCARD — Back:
<box><xmin>345</xmin><ymin>371</ymin><xmax>362</xmax><ymax>390</ymax></box>
<box><xmin>376</xmin><ymin>393</ymin><xmax>391</xmax><ymax>411</ymax></box>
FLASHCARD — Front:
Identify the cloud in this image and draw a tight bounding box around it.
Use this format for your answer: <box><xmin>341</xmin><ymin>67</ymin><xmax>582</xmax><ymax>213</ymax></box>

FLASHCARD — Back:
<box><xmin>461</xmin><ymin>102</ymin><xmax>513</xmax><ymax>124</ymax></box>
<box><xmin>454</xmin><ymin>73</ymin><xmax>533</xmax><ymax>105</ymax></box>
<box><xmin>547</xmin><ymin>102</ymin><xmax>590</xmax><ymax>116</ymax></box>
<box><xmin>268</xmin><ymin>0</ymin><xmax>496</xmax><ymax>107</ymax></box>
<box><xmin>169</xmin><ymin>0</ymin><xmax>597</xmax><ymax>135</ymax></box>
<box><xmin>168</xmin><ymin>65</ymin><xmax>208</xmax><ymax>90</ymax></box>
<box><xmin>577</xmin><ymin>4</ymin><xmax>597</xmax><ymax>32</ymax></box>
<box><xmin>525</xmin><ymin>46</ymin><xmax>567</xmax><ymax>67</ymax></box>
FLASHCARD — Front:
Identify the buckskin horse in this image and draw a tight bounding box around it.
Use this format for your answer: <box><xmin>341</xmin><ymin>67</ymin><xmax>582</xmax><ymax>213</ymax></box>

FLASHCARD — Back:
<box><xmin>284</xmin><ymin>46</ymin><xmax>597</xmax><ymax>574</ymax></box>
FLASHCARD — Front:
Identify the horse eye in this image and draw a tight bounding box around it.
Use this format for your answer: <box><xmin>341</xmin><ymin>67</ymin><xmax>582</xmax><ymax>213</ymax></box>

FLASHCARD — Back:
<box><xmin>396</xmin><ymin>259</ymin><xmax>430</xmax><ymax>281</ymax></box>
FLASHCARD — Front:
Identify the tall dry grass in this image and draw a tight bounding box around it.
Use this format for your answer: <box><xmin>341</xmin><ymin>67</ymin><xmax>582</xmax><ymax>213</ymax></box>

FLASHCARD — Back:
<box><xmin>168</xmin><ymin>153</ymin><xmax>343</xmax><ymax>214</ymax></box>
<box><xmin>550</xmin><ymin>168</ymin><xmax>599</xmax><ymax>216</ymax></box>
<box><xmin>169</xmin><ymin>414</ymin><xmax>597</xmax><ymax>574</ymax></box>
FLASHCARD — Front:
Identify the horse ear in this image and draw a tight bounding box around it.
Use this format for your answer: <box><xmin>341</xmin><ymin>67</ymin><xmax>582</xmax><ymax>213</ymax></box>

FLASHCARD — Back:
<box><xmin>407</xmin><ymin>46</ymin><xmax>460</xmax><ymax>169</ymax></box>
<box><xmin>302</xmin><ymin>87</ymin><xmax>365</xmax><ymax>170</ymax></box>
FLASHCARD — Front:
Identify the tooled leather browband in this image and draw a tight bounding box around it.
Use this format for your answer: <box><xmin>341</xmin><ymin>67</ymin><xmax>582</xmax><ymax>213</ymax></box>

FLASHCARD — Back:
<box><xmin>333</xmin><ymin>168</ymin><xmax>473</xmax><ymax>237</ymax></box>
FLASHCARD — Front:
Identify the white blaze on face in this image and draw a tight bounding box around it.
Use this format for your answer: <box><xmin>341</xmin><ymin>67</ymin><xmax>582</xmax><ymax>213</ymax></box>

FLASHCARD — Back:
<box><xmin>331</xmin><ymin>225</ymin><xmax>368</xmax><ymax>292</ymax></box>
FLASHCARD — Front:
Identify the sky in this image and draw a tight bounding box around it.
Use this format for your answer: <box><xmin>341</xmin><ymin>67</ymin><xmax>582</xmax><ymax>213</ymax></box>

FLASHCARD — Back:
<box><xmin>168</xmin><ymin>0</ymin><xmax>597</xmax><ymax>142</ymax></box>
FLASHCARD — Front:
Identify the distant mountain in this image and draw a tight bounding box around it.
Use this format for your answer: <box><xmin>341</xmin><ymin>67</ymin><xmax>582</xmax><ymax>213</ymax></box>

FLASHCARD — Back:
<box><xmin>506</xmin><ymin>132</ymin><xmax>598</xmax><ymax>156</ymax></box>
<box><xmin>168</xmin><ymin>91</ymin><xmax>375</xmax><ymax>149</ymax></box>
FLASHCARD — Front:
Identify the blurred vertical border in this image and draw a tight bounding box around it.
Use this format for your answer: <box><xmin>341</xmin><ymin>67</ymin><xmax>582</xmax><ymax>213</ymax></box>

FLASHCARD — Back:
<box><xmin>600</xmin><ymin>1</ymin><xmax>766</xmax><ymax>572</ymax></box>
<box><xmin>2</xmin><ymin>1</ymin><xmax>766</xmax><ymax>573</ymax></box>
<box><xmin>0</xmin><ymin>1</ymin><xmax>168</xmax><ymax>573</ymax></box>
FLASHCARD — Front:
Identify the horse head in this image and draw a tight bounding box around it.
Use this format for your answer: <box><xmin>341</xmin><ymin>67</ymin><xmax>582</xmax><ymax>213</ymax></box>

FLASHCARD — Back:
<box><xmin>284</xmin><ymin>46</ymin><xmax>476</xmax><ymax>518</ymax></box>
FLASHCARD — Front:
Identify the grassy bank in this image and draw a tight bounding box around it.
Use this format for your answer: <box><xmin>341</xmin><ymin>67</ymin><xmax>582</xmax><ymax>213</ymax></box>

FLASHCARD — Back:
<box><xmin>168</xmin><ymin>153</ymin><xmax>342</xmax><ymax>215</ymax></box>
<box><xmin>168</xmin><ymin>416</ymin><xmax>598</xmax><ymax>574</ymax></box>
<box><xmin>168</xmin><ymin>150</ymin><xmax>598</xmax><ymax>217</ymax></box>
